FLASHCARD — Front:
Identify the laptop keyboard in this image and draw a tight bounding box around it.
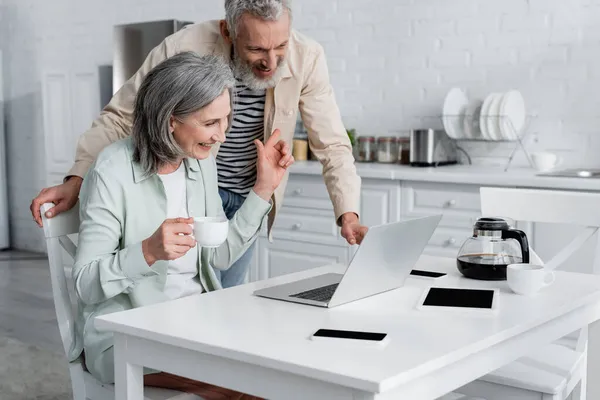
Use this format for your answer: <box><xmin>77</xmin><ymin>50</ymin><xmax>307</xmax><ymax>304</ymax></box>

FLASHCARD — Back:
<box><xmin>290</xmin><ymin>283</ymin><xmax>339</xmax><ymax>302</ymax></box>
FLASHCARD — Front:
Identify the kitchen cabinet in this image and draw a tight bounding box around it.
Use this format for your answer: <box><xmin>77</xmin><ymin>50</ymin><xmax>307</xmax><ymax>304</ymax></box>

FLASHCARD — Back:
<box><xmin>249</xmin><ymin>176</ymin><xmax>483</xmax><ymax>281</ymax></box>
<box><xmin>250</xmin><ymin>177</ymin><xmax>401</xmax><ymax>281</ymax></box>
<box><xmin>401</xmin><ymin>181</ymin><xmax>482</xmax><ymax>257</ymax></box>
<box><xmin>248</xmin><ymin>165</ymin><xmax>594</xmax><ymax>282</ymax></box>
<box><xmin>359</xmin><ymin>180</ymin><xmax>401</xmax><ymax>226</ymax></box>
<box><xmin>250</xmin><ymin>237</ymin><xmax>349</xmax><ymax>282</ymax></box>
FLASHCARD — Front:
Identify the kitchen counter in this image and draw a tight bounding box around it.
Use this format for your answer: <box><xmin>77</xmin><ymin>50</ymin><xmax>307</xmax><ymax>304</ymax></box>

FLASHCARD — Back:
<box><xmin>289</xmin><ymin>161</ymin><xmax>600</xmax><ymax>192</ymax></box>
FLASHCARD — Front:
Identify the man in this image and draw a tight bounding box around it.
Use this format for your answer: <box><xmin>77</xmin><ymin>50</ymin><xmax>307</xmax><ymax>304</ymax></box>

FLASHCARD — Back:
<box><xmin>31</xmin><ymin>0</ymin><xmax>366</xmax><ymax>288</ymax></box>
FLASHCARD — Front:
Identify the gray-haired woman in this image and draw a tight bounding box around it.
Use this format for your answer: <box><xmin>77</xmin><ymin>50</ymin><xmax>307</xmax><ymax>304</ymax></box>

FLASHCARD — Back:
<box><xmin>71</xmin><ymin>52</ymin><xmax>291</xmax><ymax>398</ymax></box>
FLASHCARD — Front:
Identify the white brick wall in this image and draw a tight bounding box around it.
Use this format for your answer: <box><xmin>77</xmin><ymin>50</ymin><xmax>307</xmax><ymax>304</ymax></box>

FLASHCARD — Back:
<box><xmin>4</xmin><ymin>0</ymin><xmax>600</xmax><ymax>250</ymax></box>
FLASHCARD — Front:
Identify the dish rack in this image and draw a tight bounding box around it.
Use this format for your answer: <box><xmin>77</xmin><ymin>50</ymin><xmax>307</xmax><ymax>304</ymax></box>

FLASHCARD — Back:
<box><xmin>436</xmin><ymin>114</ymin><xmax>537</xmax><ymax>171</ymax></box>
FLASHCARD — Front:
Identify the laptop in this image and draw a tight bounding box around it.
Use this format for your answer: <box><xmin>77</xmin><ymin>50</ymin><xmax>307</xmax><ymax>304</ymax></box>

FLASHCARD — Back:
<box><xmin>253</xmin><ymin>214</ymin><xmax>442</xmax><ymax>308</ymax></box>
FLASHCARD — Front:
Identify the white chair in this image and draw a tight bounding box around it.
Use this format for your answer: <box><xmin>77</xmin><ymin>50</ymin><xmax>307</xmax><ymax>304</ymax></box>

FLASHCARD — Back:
<box><xmin>456</xmin><ymin>188</ymin><xmax>600</xmax><ymax>400</ymax></box>
<box><xmin>41</xmin><ymin>202</ymin><xmax>202</xmax><ymax>400</ymax></box>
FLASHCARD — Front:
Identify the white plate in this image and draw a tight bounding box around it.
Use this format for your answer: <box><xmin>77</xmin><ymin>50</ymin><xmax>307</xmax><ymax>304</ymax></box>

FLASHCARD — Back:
<box><xmin>486</xmin><ymin>93</ymin><xmax>505</xmax><ymax>141</ymax></box>
<box><xmin>478</xmin><ymin>93</ymin><xmax>497</xmax><ymax>140</ymax></box>
<box><xmin>442</xmin><ymin>88</ymin><xmax>469</xmax><ymax>139</ymax></box>
<box><xmin>463</xmin><ymin>99</ymin><xmax>484</xmax><ymax>139</ymax></box>
<box><xmin>499</xmin><ymin>90</ymin><xmax>526</xmax><ymax>140</ymax></box>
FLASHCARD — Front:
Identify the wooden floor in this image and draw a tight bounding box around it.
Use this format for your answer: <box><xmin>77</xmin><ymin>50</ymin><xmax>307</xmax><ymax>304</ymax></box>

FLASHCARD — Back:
<box><xmin>0</xmin><ymin>250</ymin><xmax>63</xmax><ymax>353</ymax></box>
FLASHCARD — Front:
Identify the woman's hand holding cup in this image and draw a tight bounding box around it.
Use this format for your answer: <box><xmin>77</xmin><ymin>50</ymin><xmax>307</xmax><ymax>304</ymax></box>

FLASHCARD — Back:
<box><xmin>142</xmin><ymin>217</ymin><xmax>196</xmax><ymax>266</ymax></box>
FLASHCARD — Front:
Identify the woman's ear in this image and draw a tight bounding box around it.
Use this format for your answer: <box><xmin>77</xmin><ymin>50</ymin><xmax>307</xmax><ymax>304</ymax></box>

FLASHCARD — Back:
<box><xmin>169</xmin><ymin>116</ymin><xmax>177</xmax><ymax>134</ymax></box>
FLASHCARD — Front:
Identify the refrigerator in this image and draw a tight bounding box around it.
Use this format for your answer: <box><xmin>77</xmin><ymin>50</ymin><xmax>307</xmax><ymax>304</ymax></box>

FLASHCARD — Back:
<box><xmin>0</xmin><ymin>50</ymin><xmax>8</xmax><ymax>249</ymax></box>
<box><xmin>113</xmin><ymin>19</ymin><xmax>193</xmax><ymax>94</ymax></box>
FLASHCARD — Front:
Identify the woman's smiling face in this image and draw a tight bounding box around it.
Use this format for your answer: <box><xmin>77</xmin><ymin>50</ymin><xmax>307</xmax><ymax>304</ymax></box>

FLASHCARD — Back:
<box><xmin>170</xmin><ymin>89</ymin><xmax>231</xmax><ymax>159</ymax></box>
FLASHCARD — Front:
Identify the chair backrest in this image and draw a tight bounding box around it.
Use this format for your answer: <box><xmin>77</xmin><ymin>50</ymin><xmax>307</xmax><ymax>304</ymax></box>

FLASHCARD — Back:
<box><xmin>481</xmin><ymin>187</ymin><xmax>600</xmax><ymax>227</ymax></box>
<box><xmin>480</xmin><ymin>187</ymin><xmax>600</xmax><ymax>351</ymax></box>
<box><xmin>480</xmin><ymin>187</ymin><xmax>600</xmax><ymax>272</ymax></box>
<box><xmin>41</xmin><ymin>202</ymin><xmax>80</xmax><ymax>358</ymax></box>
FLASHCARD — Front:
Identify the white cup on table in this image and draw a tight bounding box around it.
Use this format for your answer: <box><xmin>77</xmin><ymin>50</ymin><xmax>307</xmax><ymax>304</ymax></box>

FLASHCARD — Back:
<box><xmin>507</xmin><ymin>263</ymin><xmax>555</xmax><ymax>296</ymax></box>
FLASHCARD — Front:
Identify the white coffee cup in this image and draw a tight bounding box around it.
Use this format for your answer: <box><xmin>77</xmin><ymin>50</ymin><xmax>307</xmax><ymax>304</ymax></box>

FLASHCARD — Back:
<box><xmin>193</xmin><ymin>216</ymin><xmax>229</xmax><ymax>248</ymax></box>
<box><xmin>531</xmin><ymin>151</ymin><xmax>561</xmax><ymax>172</ymax></box>
<box><xmin>507</xmin><ymin>263</ymin><xmax>555</xmax><ymax>296</ymax></box>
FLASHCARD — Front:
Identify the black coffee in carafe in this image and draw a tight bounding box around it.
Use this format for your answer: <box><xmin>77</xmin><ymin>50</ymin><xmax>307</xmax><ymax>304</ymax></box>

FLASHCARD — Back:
<box><xmin>457</xmin><ymin>253</ymin><xmax>523</xmax><ymax>281</ymax></box>
<box><xmin>456</xmin><ymin>217</ymin><xmax>530</xmax><ymax>281</ymax></box>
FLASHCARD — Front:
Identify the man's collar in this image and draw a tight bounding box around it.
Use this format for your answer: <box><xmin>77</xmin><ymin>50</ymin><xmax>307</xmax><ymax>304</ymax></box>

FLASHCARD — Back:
<box><xmin>214</xmin><ymin>33</ymin><xmax>233</xmax><ymax>63</ymax></box>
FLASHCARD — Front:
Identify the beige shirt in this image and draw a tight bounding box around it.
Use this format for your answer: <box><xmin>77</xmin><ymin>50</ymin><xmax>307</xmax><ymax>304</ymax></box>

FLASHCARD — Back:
<box><xmin>70</xmin><ymin>20</ymin><xmax>361</xmax><ymax>237</ymax></box>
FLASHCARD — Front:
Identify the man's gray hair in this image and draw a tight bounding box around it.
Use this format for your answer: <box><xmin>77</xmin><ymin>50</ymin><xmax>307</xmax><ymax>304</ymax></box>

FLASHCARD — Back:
<box><xmin>225</xmin><ymin>0</ymin><xmax>292</xmax><ymax>38</ymax></box>
<box><xmin>132</xmin><ymin>52</ymin><xmax>235</xmax><ymax>176</ymax></box>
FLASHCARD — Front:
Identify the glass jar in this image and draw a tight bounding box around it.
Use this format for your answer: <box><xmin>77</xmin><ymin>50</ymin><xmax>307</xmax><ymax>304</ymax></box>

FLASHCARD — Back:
<box><xmin>376</xmin><ymin>137</ymin><xmax>397</xmax><ymax>163</ymax></box>
<box><xmin>397</xmin><ymin>137</ymin><xmax>410</xmax><ymax>164</ymax></box>
<box><xmin>357</xmin><ymin>136</ymin><xmax>376</xmax><ymax>162</ymax></box>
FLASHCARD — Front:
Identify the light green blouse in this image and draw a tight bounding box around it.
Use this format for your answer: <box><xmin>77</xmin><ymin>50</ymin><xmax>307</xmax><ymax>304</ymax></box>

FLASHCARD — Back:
<box><xmin>70</xmin><ymin>138</ymin><xmax>270</xmax><ymax>383</ymax></box>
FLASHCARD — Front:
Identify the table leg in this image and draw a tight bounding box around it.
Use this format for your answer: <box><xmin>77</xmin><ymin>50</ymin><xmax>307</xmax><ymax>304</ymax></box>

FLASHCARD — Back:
<box><xmin>114</xmin><ymin>333</ymin><xmax>144</xmax><ymax>400</ymax></box>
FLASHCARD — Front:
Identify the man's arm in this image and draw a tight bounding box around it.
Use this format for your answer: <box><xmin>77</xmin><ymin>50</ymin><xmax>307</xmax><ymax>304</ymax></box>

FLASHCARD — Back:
<box><xmin>68</xmin><ymin>39</ymin><xmax>172</xmax><ymax>179</ymax></box>
<box><xmin>298</xmin><ymin>43</ymin><xmax>361</xmax><ymax>227</ymax></box>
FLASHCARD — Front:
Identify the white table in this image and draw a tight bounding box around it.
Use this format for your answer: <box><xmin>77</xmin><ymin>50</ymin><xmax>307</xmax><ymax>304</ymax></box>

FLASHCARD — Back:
<box><xmin>96</xmin><ymin>256</ymin><xmax>600</xmax><ymax>400</ymax></box>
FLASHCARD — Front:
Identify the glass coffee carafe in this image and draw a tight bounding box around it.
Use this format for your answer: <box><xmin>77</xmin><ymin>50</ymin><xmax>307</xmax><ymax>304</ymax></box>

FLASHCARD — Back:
<box><xmin>456</xmin><ymin>217</ymin><xmax>530</xmax><ymax>280</ymax></box>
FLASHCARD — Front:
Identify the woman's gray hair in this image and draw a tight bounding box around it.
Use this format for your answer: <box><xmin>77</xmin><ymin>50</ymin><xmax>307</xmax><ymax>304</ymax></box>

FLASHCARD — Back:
<box><xmin>132</xmin><ymin>52</ymin><xmax>235</xmax><ymax>176</ymax></box>
<box><xmin>225</xmin><ymin>0</ymin><xmax>292</xmax><ymax>38</ymax></box>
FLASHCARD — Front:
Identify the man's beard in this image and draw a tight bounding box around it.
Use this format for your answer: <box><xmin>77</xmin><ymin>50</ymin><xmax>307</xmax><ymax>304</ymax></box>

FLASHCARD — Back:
<box><xmin>231</xmin><ymin>46</ymin><xmax>287</xmax><ymax>90</ymax></box>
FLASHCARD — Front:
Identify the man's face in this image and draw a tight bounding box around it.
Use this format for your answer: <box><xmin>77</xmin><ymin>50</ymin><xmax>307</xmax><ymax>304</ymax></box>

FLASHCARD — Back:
<box><xmin>229</xmin><ymin>11</ymin><xmax>290</xmax><ymax>89</ymax></box>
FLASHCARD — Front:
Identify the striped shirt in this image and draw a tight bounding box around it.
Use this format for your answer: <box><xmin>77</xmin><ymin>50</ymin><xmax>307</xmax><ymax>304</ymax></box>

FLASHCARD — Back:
<box><xmin>216</xmin><ymin>80</ymin><xmax>266</xmax><ymax>196</ymax></box>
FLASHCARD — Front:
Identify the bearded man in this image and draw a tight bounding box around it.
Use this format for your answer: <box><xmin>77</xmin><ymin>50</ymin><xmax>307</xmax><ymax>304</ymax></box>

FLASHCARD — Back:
<box><xmin>31</xmin><ymin>0</ymin><xmax>366</xmax><ymax>288</ymax></box>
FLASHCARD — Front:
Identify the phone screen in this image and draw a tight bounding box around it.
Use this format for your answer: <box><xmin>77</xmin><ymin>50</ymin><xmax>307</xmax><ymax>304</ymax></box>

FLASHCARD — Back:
<box><xmin>313</xmin><ymin>329</ymin><xmax>387</xmax><ymax>341</ymax></box>
<box><xmin>423</xmin><ymin>287</ymin><xmax>494</xmax><ymax>309</ymax></box>
<box><xmin>410</xmin><ymin>269</ymin><xmax>447</xmax><ymax>278</ymax></box>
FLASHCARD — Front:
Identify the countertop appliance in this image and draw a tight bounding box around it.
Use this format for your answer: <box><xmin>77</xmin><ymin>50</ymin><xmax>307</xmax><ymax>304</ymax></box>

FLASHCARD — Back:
<box><xmin>113</xmin><ymin>19</ymin><xmax>193</xmax><ymax>94</ymax></box>
<box><xmin>409</xmin><ymin>129</ymin><xmax>458</xmax><ymax>167</ymax></box>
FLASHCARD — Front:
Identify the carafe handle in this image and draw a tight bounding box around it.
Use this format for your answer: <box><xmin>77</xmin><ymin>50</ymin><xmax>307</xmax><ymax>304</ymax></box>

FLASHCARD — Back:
<box><xmin>501</xmin><ymin>229</ymin><xmax>530</xmax><ymax>263</ymax></box>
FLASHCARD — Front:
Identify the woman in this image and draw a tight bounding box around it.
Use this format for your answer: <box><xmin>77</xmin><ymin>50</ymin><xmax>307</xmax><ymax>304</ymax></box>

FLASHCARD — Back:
<box><xmin>71</xmin><ymin>52</ymin><xmax>292</xmax><ymax>399</ymax></box>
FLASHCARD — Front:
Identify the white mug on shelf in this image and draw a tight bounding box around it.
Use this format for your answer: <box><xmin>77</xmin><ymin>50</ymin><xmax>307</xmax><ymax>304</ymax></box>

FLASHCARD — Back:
<box><xmin>530</xmin><ymin>151</ymin><xmax>561</xmax><ymax>172</ymax></box>
<box><xmin>507</xmin><ymin>263</ymin><xmax>555</xmax><ymax>296</ymax></box>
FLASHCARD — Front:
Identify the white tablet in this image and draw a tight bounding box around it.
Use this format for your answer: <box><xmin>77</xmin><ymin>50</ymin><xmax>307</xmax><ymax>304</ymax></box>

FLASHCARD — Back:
<box><xmin>416</xmin><ymin>287</ymin><xmax>499</xmax><ymax>315</ymax></box>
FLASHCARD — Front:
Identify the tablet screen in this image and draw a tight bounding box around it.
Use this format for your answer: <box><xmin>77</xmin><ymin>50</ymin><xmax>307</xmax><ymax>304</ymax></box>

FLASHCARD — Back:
<box><xmin>422</xmin><ymin>287</ymin><xmax>495</xmax><ymax>309</ymax></box>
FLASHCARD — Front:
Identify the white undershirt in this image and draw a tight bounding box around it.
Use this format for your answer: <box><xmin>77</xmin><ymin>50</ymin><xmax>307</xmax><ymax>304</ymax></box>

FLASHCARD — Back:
<box><xmin>158</xmin><ymin>162</ymin><xmax>204</xmax><ymax>299</ymax></box>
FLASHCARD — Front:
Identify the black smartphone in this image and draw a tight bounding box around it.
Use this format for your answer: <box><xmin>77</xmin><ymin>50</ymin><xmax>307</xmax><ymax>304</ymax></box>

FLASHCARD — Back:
<box><xmin>410</xmin><ymin>269</ymin><xmax>447</xmax><ymax>278</ymax></box>
<box><xmin>312</xmin><ymin>329</ymin><xmax>387</xmax><ymax>342</ymax></box>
